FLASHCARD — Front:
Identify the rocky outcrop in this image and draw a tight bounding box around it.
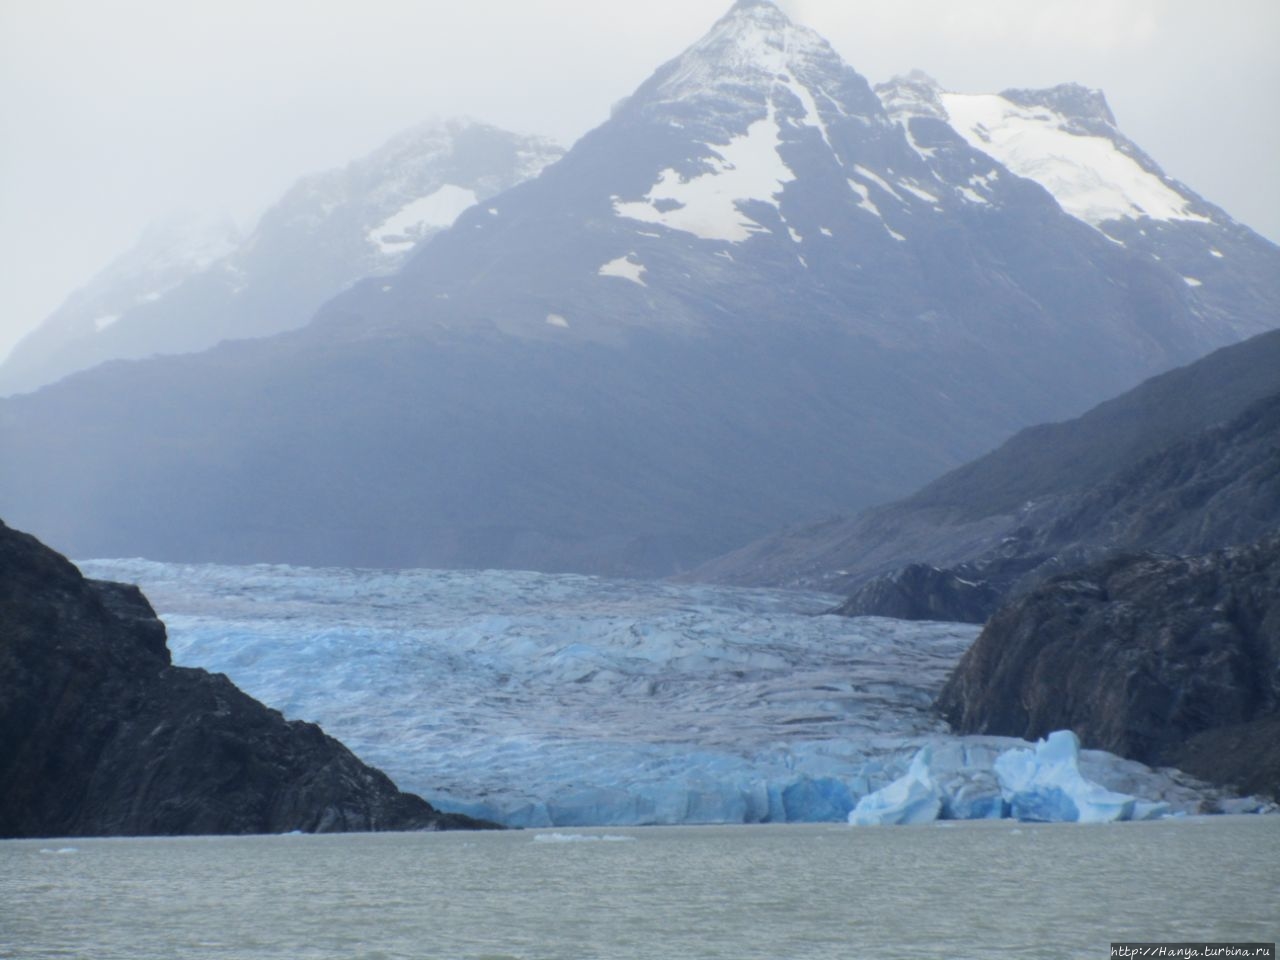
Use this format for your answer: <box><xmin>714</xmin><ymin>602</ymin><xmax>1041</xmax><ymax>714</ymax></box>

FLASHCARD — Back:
<box><xmin>830</xmin><ymin>563</ymin><xmax>1002</xmax><ymax>623</ymax></box>
<box><xmin>0</xmin><ymin>519</ymin><xmax>493</xmax><ymax>838</ymax></box>
<box><xmin>936</xmin><ymin>537</ymin><xmax>1280</xmax><ymax>798</ymax></box>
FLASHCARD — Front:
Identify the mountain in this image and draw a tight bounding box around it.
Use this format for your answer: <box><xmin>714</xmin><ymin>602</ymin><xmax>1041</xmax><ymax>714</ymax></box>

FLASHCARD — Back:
<box><xmin>876</xmin><ymin>71</ymin><xmax>1280</xmax><ymax>343</ymax></box>
<box><xmin>694</xmin><ymin>327</ymin><xmax>1280</xmax><ymax>595</ymax></box>
<box><xmin>0</xmin><ymin>119</ymin><xmax>563</xmax><ymax>397</ymax></box>
<box><xmin>1</xmin><ymin>0</ymin><xmax>1278</xmax><ymax>577</ymax></box>
<box><xmin>0</xmin><ymin>519</ymin><xmax>491</xmax><ymax>837</ymax></box>
<box><xmin>935</xmin><ymin>537</ymin><xmax>1280</xmax><ymax>799</ymax></box>
<box><xmin>0</xmin><ymin>214</ymin><xmax>241</xmax><ymax>396</ymax></box>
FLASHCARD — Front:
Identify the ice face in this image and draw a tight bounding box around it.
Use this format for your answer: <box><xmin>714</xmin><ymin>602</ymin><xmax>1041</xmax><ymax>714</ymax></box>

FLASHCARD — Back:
<box><xmin>994</xmin><ymin>730</ymin><xmax>1149</xmax><ymax>824</ymax></box>
<box><xmin>77</xmin><ymin>561</ymin><xmax>1236</xmax><ymax>827</ymax></box>
<box><xmin>847</xmin><ymin>746</ymin><xmax>942</xmax><ymax>826</ymax></box>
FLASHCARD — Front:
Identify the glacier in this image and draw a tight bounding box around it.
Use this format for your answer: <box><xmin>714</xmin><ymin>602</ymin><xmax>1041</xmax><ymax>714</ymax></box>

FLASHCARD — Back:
<box><xmin>78</xmin><ymin>560</ymin><xmax>1251</xmax><ymax>827</ymax></box>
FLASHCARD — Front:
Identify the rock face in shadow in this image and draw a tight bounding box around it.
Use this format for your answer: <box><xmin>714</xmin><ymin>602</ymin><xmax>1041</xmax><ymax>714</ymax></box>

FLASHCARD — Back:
<box><xmin>831</xmin><ymin>563</ymin><xmax>1001</xmax><ymax>623</ymax></box>
<box><xmin>936</xmin><ymin>537</ymin><xmax>1280</xmax><ymax>799</ymax></box>
<box><xmin>691</xmin><ymin>330</ymin><xmax>1280</xmax><ymax>595</ymax></box>
<box><xmin>0</xmin><ymin>519</ymin><xmax>492</xmax><ymax>838</ymax></box>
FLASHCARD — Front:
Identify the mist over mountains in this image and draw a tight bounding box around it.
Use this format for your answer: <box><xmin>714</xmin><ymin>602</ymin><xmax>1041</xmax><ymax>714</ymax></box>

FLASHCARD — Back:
<box><xmin>1</xmin><ymin>0</ymin><xmax>1276</xmax><ymax>578</ymax></box>
<box><xmin>0</xmin><ymin>121</ymin><xmax>562</xmax><ymax>397</ymax></box>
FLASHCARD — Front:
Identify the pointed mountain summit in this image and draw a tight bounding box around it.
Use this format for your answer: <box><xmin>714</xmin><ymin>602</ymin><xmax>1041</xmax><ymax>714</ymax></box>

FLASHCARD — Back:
<box><xmin>0</xmin><ymin>119</ymin><xmax>563</xmax><ymax>397</ymax></box>
<box><xmin>1</xmin><ymin>2</ymin><xmax>1277</xmax><ymax>576</ymax></box>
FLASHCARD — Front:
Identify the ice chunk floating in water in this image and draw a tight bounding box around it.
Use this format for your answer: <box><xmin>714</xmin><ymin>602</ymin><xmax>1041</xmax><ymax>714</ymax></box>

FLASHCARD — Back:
<box><xmin>847</xmin><ymin>746</ymin><xmax>942</xmax><ymax>826</ymax></box>
<box><xmin>78</xmin><ymin>561</ymin><xmax>1237</xmax><ymax>826</ymax></box>
<box><xmin>994</xmin><ymin>730</ymin><xmax>1167</xmax><ymax>823</ymax></box>
<box><xmin>849</xmin><ymin>731</ymin><xmax>1170</xmax><ymax>825</ymax></box>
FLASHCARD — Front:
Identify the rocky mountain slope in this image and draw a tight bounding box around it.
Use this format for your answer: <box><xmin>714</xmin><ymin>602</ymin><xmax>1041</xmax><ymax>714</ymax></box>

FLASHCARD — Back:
<box><xmin>0</xmin><ymin>119</ymin><xmax>562</xmax><ymax>397</ymax></box>
<box><xmin>935</xmin><ymin>537</ymin><xmax>1280</xmax><ymax>799</ymax></box>
<box><xmin>0</xmin><ymin>519</ymin><xmax>489</xmax><ymax>838</ymax></box>
<box><xmin>1</xmin><ymin>0</ymin><xmax>1277</xmax><ymax>577</ymax></box>
<box><xmin>695</xmin><ymin>327</ymin><xmax>1280</xmax><ymax>597</ymax></box>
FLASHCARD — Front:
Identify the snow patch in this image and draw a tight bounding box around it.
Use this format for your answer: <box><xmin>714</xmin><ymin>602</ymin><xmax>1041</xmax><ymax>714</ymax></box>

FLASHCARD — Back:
<box><xmin>898</xmin><ymin>181</ymin><xmax>940</xmax><ymax>204</ymax></box>
<box><xmin>957</xmin><ymin>186</ymin><xmax>989</xmax><ymax>205</ymax></box>
<box><xmin>902</xmin><ymin>126</ymin><xmax>937</xmax><ymax>162</ymax></box>
<box><xmin>852</xmin><ymin>165</ymin><xmax>904</xmax><ymax>202</ymax></box>
<box><xmin>779</xmin><ymin>72</ymin><xmax>836</xmax><ymax>156</ymax></box>
<box><xmin>1182</xmin><ymin>276</ymin><xmax>1203</xmax><ymax>288</ymax></box>
<box><xmin>598</xmin><ymin>255</ymin><xmax>648</xmax><ymax>287</ymax></box>
<box><xmin>613</xmin><ymin>107</ymin><xmax>794</xmax><ymax>243</ymax></box>
<box><xmin>368</xmin><ymin>184</ymin><xmax>479</xmax><ymax>254</ymax></box>
<box><xmin>819</xmin><ymin>227</ymin><xmax>833</xmax><ymax>237</ymax></box>
<box><xmin>546</xmin><ymin>314</ymin><xmax>570</xmax><ymax>328</ymax></box>
<box><xmin>848</xmin><ymin>180</ymin><xmax>881</xmax><ymax>219</ymax></box>
<box><xmin>92</xmin><ymin>314</ymin><xmax>120</xmax><ymax>332</ymax></box>
<box><xmin>940</xmin><ymin>93</ymin><xmax>1211</xmax><ymax>228</ymax></box>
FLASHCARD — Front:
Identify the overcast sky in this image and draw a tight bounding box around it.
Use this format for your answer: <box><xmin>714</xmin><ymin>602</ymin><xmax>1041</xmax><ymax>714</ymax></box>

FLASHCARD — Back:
<box><xmin>2</xmin><ymin>0</ymin><xmax>1277</xmax><ymax>363</ymax></box>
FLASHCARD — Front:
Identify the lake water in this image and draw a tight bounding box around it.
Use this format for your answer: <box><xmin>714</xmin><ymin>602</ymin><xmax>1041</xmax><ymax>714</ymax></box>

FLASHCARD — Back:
<box><xmin>4</xmin><ymin>818</ymin><xmax>1277</xmax><ymax>959</ymax></box>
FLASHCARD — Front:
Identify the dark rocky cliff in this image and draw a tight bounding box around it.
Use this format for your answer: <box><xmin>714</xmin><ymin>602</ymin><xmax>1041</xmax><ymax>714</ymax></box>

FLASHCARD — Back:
<box><xmin>936</xmin><ymin>537</ymin><xmax>1280</xmax><ymax>799</ymax></box>
<box><xmin>0</xmin><ymin>519</ymin><xmax>491</xmax><ymax>838</ymax></box>
<box><xmin>830</xmin><ymin>563</ymin><xmax>1002</xmax><ymax>623</ymax></box>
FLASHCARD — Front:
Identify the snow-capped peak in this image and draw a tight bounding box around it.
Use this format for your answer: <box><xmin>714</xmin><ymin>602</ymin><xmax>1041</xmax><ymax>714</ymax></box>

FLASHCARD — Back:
<box><xmin>649</xmin><ymin>0</ymin><xmax>850</xmax><ymax>111</ymax></box>
<box><xmin>938</xmin><ymin>89</ymin><xmax>1210</xmax><ymax>228</ymax></box>
<box><xmin>876</xmin><ymin>76</ymin><xmax>1211</xmax><ymax>231</ymax></box>
<box><xmin>1000</xmin><ymin>83</ymin><xmax>1116</xmax><ymax>128</ymax></box>
<box><xmin>609</xmin><ymin>0</ymin><xmax>897</xmax><ymax>245</ymax></box>
<box><xmin>875</xmin><ymin>71</ymin><xmax>948</xmax><ymax>122</ymax></box>
<box><xmin>123</xmin><ymin>212</ymin><xmax>242</xmax><ymax>279</ymax></box>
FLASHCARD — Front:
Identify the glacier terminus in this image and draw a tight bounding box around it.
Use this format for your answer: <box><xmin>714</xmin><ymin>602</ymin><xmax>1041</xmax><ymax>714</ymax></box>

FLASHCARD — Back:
<box><xmin>78</xmin><ymin>560</ymin><xmax>1259</xmax><ymax>828</ymax></box>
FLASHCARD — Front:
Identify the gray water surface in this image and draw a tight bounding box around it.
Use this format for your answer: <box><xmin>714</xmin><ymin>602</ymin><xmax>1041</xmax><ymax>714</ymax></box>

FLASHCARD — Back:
<box><xmin>3</xmin><ymin>819</ymin><xmax>1277</xmax><ymax>960</ymax></box>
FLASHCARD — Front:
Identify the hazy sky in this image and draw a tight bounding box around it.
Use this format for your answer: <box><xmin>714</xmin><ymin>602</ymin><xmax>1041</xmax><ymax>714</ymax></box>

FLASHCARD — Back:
<box><xmin>2</xmin><ymin>0</ymin><xmax>1277</xmax><ymax>363</ymax></box>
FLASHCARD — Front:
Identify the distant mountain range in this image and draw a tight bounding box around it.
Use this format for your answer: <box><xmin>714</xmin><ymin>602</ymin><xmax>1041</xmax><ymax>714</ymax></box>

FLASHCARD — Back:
<box><xmin>0</xmin><ymin>120</ymin><xmax>563</xmax><ymax>396</ymax></box>
<box><xmin>1</xmin><ymin>0</ymin><xmax>1277</xmax><ymax>576</ymax></box>
<box><xmin>696</xmin><ymin>326</ymin><xmax>1280</xmax><ymax>602</ymax></box>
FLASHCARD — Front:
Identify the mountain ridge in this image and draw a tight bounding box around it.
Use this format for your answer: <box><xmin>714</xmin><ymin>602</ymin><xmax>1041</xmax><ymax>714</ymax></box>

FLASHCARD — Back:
<box><xmin>691</xmin><ymin>327</ymin><xmax>1280</xmax><ymax>593</ymax></box>
<box><xmin>0</xmin><ymin>119</ymin><xmax>563</xmax><ymax>397</ymax></box>
<box><xmin>1</xmin><ymin>0</ymin><xmax>1276</xmax><ymax>576</ymax></box>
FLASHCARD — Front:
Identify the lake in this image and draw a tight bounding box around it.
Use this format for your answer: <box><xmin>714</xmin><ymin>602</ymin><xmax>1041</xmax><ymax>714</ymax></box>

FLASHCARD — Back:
<box><xmin>4</xmin><ymin>818</ymin><xmax>1277</xmax><ymax>959</ymax></box>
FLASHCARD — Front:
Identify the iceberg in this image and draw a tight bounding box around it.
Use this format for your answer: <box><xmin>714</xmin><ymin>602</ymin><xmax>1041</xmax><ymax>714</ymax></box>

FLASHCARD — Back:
<box><xmin>849</xmin><ymin>732</ymin><xmax>1170</xmax><ymax>826</ymax></box>
<box><xmin>994</xmin><ymin>730</ymin><xmax>1148</xmax><ymax>823</ymax></box>
<box><xmin>847</xmin><ymin>746</ymin><xmax>942</xmax><ymax>825</ymax></box>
